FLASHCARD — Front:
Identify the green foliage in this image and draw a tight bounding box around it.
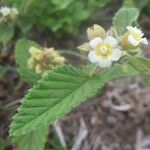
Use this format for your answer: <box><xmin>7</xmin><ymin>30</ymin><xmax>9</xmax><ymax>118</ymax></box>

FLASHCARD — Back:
<box><xmin>12</xmin><ymin>126</ymin><xmax>49</xmax><ymax>150</ymax></box>
<box><xmin>113</xmin><ymin>7</ymin><xmax>139</xmax><ymax>35</ymax></box>
<box><xmin>129</xmin><ymin>57</ymin><xmax>150</xmax><ymax>76</ymax></box>
<box><xmin>15</xmin><ymin>39</ymin><xmax>41</xmax><ymax>84</ymax></box>
<box><xmin>143</xmin><ymin>0</ymin><xmax>150</xmax><ymax>15</ymax></box>
<box><xmin>0</xmin><ymin>25</ymin><xmax>14</xmax><ymax>45</ymax></box>
<box><xmin>88</xmin><ymin>0</ymin><xmax>110</xmax><ymax>8</ymax></box>
<box><xmin>9</xmin><ymin>64</ymin><xmax>138</xmax><ymax>136</ymax></box>
<box><xmin>0</xmin><ymin>139</ymin><xmax>11</xmax><ymax>150</ymax></box>
<box><xmin>124</xmin><ymin>0</ymin><xmax>149</xmax><ymax>12</ymax></box>
<box><xmin>133</xmin><ymin>0</ymin><xmax>148</xmax><ymax>11</ymax></box>
<box><xmin>17</xmin><ymin>19</ymin><xmax>33</xmax><ymax>34</ymax></box>
<box><xmin>4</xmin><ymin>0</ymin><xmax>110</xmax><ymax>37</ymax></box>
<box><xmin>0</xmin><ymin>66</ymin><xmax>7</xmax><ymax>80</ymax></box>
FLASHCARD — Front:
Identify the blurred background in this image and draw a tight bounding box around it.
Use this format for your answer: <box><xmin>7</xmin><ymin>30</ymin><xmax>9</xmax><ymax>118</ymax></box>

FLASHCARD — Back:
<box><xmin>0</xmin><ymin>0</ymin><xmax>150</xmax><ymax>149</ymax></box>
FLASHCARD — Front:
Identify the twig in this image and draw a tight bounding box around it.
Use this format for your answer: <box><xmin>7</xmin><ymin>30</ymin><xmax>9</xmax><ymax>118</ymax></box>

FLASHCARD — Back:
<box><xmin>54</xmin><ymin>120</ymin><xmax>66</xmax><ymax>149</ymax></box>
<box><xmin>135</xmin><ymin>128</ymin><xmax>143</xmax><ymax>150</ymax></box>
<box><xmin>59</xmin><ymin>49</ymin><xmax>88</xmax><ymax>60</ymax></box>
<box><xmin>107</xmin><ymin>93</ymin><xmax>132</xmax><ymax>111</ymax></box>
<box><xmin>71</xmin><ymin>117</ymin><xmax>88</xmax><ymax>150</ymax></box>
<box><xmin>4</xmin><ymin>99</ymin><xmax>21</xmax><ymax>109</ymax></box>
<box><xmin>109</xmin><ymin>100</ymin><xmax>132</xmax><ymax>111</ymax></box>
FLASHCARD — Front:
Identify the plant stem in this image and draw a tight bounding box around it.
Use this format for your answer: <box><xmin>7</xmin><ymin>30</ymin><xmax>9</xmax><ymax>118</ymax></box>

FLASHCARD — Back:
<box><xmin>59</xmin><ymin>49</ymin><xmax>88</xmax><ymax>60</ymax></box>
<box><xmin>89</xmin><ymin>64</ymin><xmax>97</xmax><ymax>76</ymax></box>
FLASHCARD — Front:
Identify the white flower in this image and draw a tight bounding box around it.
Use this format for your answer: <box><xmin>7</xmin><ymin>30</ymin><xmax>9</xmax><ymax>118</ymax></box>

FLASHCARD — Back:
<box><xmin>127</xmin><ymin>26</ymin><xmax>148</xmax><ymax>46</ymax></box>
<box><xmin>0</xmin><ymin>6</ymin><xmax>11</xmax><ymax>16</ymax></box>
<box><xmin>11</xmin><ymin>7</ymin><xmax>19</xmax><ymax>15</ymax></box>
<box><xmin>88</xmin><ymin>36</ymin><xmax>122</xmax><ymax>68</ymax></box>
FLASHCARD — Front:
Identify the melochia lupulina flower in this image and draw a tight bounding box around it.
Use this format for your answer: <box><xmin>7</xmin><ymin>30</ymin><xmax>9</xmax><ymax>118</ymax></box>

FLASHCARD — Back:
<box><xmin>27</xmin><ymin>47</ymin><xmax>65</xmax><ymax>75</ymax></box>
<box><xmin>121</xmin><ymin>26</ymin><xmax>148</xmax><ymax>50</ymax></box>
<box><xmin>88</xmin><ymin>36</ymin><xmax>122</xmax><ymax>68</ymax></box>
<box><xmin>78</xmin><ymin>24</ymin><xmax>106</xmax><ymax>53</ymax></box>
<box><xmin>78</xmin><ymin>24</ymin><xmax>122</xmax><ymax>68</ymax></box>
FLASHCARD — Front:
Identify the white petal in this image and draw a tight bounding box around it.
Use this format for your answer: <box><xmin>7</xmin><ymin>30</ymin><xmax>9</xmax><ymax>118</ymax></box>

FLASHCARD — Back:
<box><xmin>11</xmin><ymin>8</ymin><xmax>18</xmax><ymax>14</ymax></box>
<box><xmin>127</xmin><ymin>26</ymin><xmax>133</xmax><ymax>31</ymax></box>
<box><xmin>128</xmin><ymin>35</ymin><xmax>139</xmax><ymax>46</ymax></box>
<box><xmin>103</xmin><ymin>36</ymin><xmax>118</xmax><ymax>48</ymax></box>
<box><xmin>133</xmin><ymin>26</ymin><xmax>138</xmax><ymax>31</ymax></box>
<box><xmin>111</xmin><ymin>48</ymin><xmax>122</xmax><ymax>61</ymax></box>
<box><xmin>141</xmin><ymin>32</ymin><xmax>144</xmax><ymax>37</ymax></box>
<box><xmin>88</xmin><ymin>51</ymin><xmax>99</xmax><ymax>63</ymax></box>
<box><xmin>142</xmin><ymin>38</ymin><xmax>148</xmax><ymax>45</ymax></box>
<box><xmin>0</xmin><ymin>7</ymin><xmax>11</xmax><ymax>16</ymax></box>
<box><xmin>98</xmin><ymin>59</ymin><xmax>112</xmax><ymax>68</ymax></box>
<box><xmin>89</xmin><ymin>37</ymin><xmax>102</xmax><ymax>49</ymax></box>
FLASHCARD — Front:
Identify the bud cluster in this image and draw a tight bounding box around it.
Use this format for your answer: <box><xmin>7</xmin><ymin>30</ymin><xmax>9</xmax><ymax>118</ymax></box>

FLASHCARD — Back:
<box><xmin>27</xmin><ymin>47</ymin><xmax>65</xmax><ymax>75</ymax></box>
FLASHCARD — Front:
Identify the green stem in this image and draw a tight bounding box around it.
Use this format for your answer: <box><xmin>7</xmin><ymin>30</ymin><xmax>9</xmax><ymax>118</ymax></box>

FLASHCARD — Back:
<box><xmin>59</xmin><ymin>49</ymin><xmax>88</xmax><ymax>60</ymax></box>
<box><xmin>89</xmin><ymin>64</ymin><xmax>97</xmax><ymax>76</ymax></box>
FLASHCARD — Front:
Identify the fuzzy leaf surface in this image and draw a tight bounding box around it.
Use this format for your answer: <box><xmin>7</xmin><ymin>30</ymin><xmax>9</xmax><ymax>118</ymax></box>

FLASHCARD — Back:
<box><xmin>10</xmin><ymin>64</ymin><xmax>138</xmax><ymax>136</ymax></box>
<box><xmin>0</xmin><ymin>25</ymin><xmax>14</xmax><ymax>45</ymax></box>
<box><xmin>12</xmin><ymin>125</ymin><xmax>49</xmax><ymax>150</ymax></box>
<box><xmin>113</xmin><ymin>7</ymin><xmax>139</xmax><ymax>35</ymax></box>
<box><xmin>129</xmin><ymin>57</ymin><xmax>150</xmax><ymax>76</ymax></box>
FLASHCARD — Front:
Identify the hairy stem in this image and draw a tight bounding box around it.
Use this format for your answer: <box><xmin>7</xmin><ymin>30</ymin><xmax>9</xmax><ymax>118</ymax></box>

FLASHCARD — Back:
<box><xmin>59</xmin><ymin>49</ymin><xmax>88</xmax><ymax>60</ymax></box>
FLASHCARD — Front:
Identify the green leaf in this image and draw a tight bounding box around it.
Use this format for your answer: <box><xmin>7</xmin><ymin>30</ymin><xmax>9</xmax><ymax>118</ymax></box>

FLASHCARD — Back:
<box><xmin>129</xmin><ymin>57</ymin><xmax>150</xmax><ymax>76</ymax></box>
<box><xmin>134</xmin><ymin>0</ymin><xmax>148</xmax><ymax>11</ymax></box>
<box><xmin>9</xmin><ymin>64</ymin><xmax>138</xmax><ymax>136</ymax></box>
<box><xmin>17</xmin><ymin>19</ymin><xmax>33</xmax><ymax>34</ymax></box>
<box><xmin>0</xmin><ymin>25</ymin><xmax>14</xmax><ymax>45</ymax></box>
<box><xmin>15</xmin><ymin>39</ymin><xmax>41</xmax><ymax>84</ymax></box>
<box><xmin>0</xmin><ymin>66</ymin><xmax>7</xmax><ymax>80</ymax></box>
<box><xmin>113</xmin><ymin>7</ymin><xmax>139</xmax><ymax>35</ymax></box>
<box><xmin>12</xmin><ymin>125</ymin><xmax>49</xmax><ymax>150</ymax></box>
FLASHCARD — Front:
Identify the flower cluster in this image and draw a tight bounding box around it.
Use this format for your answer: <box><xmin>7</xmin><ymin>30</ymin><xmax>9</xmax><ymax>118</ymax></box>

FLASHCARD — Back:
<box><xmin>0</xmin><ymin>6</ymin><xmax>19</xmax><ymax>23</ymax></box>
<box><xmin>78</xmin><ymin>25</ymin><xmax>148</xmax><ymax>68</ymax></box>
<box><xmin>27</xmin><ymin>47</ymin><xmax>65</xmax><ymax>75</ymax></box>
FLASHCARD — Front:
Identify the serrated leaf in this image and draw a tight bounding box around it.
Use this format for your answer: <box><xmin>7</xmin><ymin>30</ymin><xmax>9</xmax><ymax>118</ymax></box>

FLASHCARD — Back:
<box><xmin>12</xmin><ymin>125</ymin><xmax>49</xmax><ymax>150</ymax></box>
<box><xmin>0</xmin><ymin>25</ymin><xmax>14</xmax><ymax>45</ymax></box>
<box><xmin>129</xmin><ymin>57</ymin><xmax>150</xmax><ymax>76</ymax></box>
<box><xmin>15</xmin><ymin>39</ymin><xmax>41</xmax><ymax>84</ymax></box>
<box><xmin>113</xmin><ymin>7</ymin><xmax>139</xmax><ymax>35</ymax></box>
<box><xmin>9</xmin><ymin>64</ymin><xmax>138</xmax><ymax>136</ymax></box>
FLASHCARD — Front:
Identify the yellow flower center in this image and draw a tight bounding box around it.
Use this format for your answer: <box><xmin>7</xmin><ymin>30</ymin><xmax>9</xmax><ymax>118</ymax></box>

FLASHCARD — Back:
<box><xmin>131</xmin><ymin>31</ymin><xmax>142</xmax><ymax>42</ymax></box>
<box><xmin>95</xmin><ymin>43</ymin><xmax>113</xmax><ymax>60</ymax></box>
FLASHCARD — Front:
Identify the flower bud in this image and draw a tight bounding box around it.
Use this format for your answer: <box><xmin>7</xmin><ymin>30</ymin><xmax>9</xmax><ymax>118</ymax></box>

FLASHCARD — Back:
<box><xmin>87</xmin><ymin>24</ymin><xmax>105</xmax><ymax>40</ymax></box>
<box><xmin>29</xmin><ymin>47</ymin><xmax>43</xmax><ymax>60</ymax></box>
<box><xmin>120</xmin><ymin>26</ymin><xmax>148</xmax><ymax>50</ymax></box>
<box><xmin>35</xmin><ymin>64</ymin><xmax>42</xmax><ymax>74</ymax></box>
<box><xmin>106</xmin><ymin>27</ymin><xmax>118</xmax><ymax>39</ymax></box>
<box><xmin>27</xmin><ymin>46</ymin><xmax>65</xmax><ymax>75</ymax></box>
<box><xmin>77</xmin><ymin>42</ymin><xmax>90</xmax><ymax>53</ymax></box>
<box><xmin>120</xmin><ymin>32</ymin><xmax>136</xmax><ymax>50</ymax></box>
<box><xmin>44</xmin><ymin>48</ymin><xmax>59</xmax><ymax>58</ymax></box>
<box><xmin>52</xmin><ymin>56</ymin><xmax>65</xmax><ymax>64</ymax></box>
<box><xmin>27</xmin><ymin>57</ymin><xmax>35</xmax><ymax>69</ymax></box>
